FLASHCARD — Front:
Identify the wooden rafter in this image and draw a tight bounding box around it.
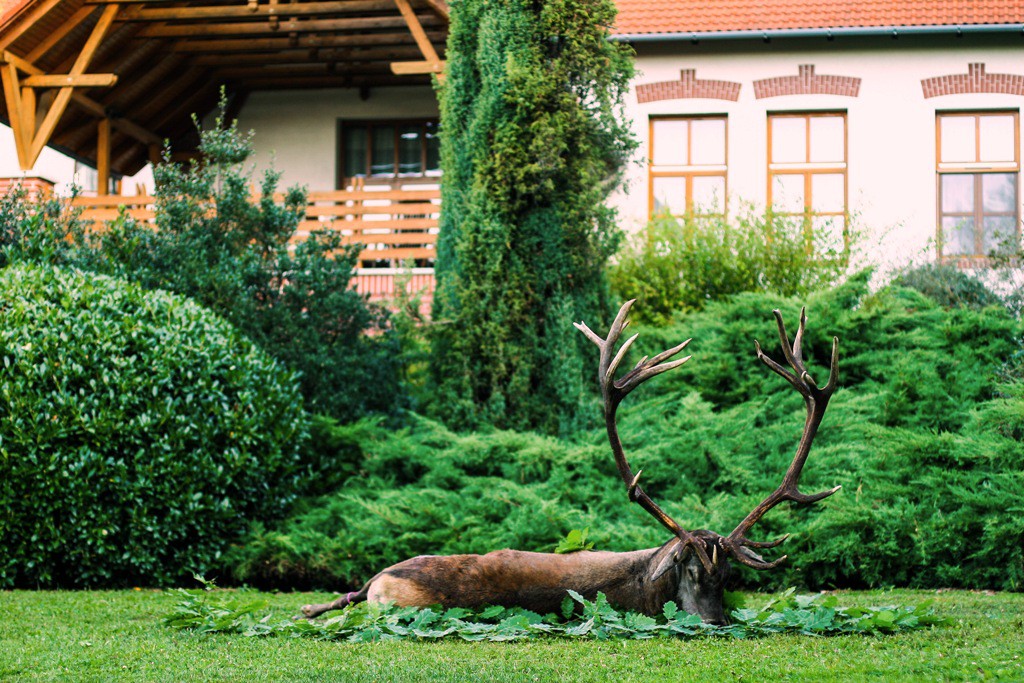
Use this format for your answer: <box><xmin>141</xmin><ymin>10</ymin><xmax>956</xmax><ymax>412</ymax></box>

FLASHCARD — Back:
<box><xmin>25</xmin><ymin>5</ymin><xmax>97</xmax><ymax>63</ymax></box>
<box><xmin>0</xmin><ymin>0</ymin><xmax>65</xmax><ymax>52</ymax></box>
<box><xmin>117</xmin><ymin>0</ymin><xmax>396</xmax><ymax>21</ymax></box>
<box><xmin>137</xmin><ymin>15</ymin><xmax>441</xmax><ymax>38</ymax></box>
<box><xmin>0</xmin><ymin>4</ymin><xmax>127</xmax><ymax>169</ymax></box>
<box><xmin>170</xmin><ymin>31</ymin><xmax>444</xmax><ymax>53</ymax></box>
<box><xmin>192</xmin><ymin>46</ymin><xmax>423</xmax><ymax>67</ymax></box>
<box><xmin>390</xmin><ymin>0</ymin><xmax>443</xmax><ymax>77</ymax></box>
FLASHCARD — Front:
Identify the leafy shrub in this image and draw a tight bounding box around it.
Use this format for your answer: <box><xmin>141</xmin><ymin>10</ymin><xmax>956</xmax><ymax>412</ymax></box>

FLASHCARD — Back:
<box><xmin>0</xmin><ymin>185</ymin><xmax>87</xmax><ymax>268</ymax></box>
<box><xmin>609</xmin><ymin>208</ymin><xmax>853</xmax><ymax>325</ymax></box>
<box><xmin>5</xmin><ymin>100</ymin><xmax>404</xmax><ymax>423</ymax></box>
<box><xmin>227</xmin><ymin>274</ymin><xmax>1023</xmax><ymax>593</ymax></box>
<box><xmin>0</xmin><ymin>263</ymin><xmax>307</xmax><ymax>587</ymax></box>
<box><xmin>893</xmin><ymin>262</ymin><xmax>1003</xmax><ymax>310</ymax></box>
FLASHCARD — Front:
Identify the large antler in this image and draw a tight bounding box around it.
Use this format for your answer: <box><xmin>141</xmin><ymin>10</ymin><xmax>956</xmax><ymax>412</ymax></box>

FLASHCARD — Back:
<box><xmin>724</xmin><ymin>308</ymin><xmax>841</xmax><ymax>569</ymax></box>
<box><xmin>575</xmin><ymin>300</ymin><xmax>714</xmax><ymax>572</ymax></box>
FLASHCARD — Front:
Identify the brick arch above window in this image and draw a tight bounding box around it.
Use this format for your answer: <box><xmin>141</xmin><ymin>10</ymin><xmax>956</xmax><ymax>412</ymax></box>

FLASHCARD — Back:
<box><xmin>753</xmin><ymin>65</ymin><xmax>861</xmax><ymax>99</ymax></box>
<box><xmin>636</xmin><ymin>69</ymin><xmax>742</xmax><ymax>103</ymax></box>
<box><xmin>921</xmin><ymin>63</ymin><xmax>1024</xmax><ymax>99</ymax></box>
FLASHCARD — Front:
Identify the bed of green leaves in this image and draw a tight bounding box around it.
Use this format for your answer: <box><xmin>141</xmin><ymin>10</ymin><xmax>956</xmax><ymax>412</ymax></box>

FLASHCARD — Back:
<box><xmin>164</xmin><ymin>578</ymin><xmax>949</xmax><ymax>644</ymax></box>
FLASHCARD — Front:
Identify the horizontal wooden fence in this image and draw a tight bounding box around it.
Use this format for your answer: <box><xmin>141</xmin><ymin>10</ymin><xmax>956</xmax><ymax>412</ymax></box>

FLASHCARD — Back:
<box><xmin>70</xmin><ymin>186</ymin><xmax>439</xmax><ymax>306</ymax></box>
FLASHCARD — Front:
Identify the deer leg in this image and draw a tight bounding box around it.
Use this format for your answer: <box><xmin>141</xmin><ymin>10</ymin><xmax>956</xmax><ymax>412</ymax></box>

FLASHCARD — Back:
<box><xmin>300</xmin><ymin>583</ymin><xmax>370</xmax><ymax>619</ymax></box>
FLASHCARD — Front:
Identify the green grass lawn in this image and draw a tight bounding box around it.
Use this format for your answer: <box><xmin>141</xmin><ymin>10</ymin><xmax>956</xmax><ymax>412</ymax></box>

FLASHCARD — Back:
<box><xmin>0</xmin><ymin>588</ymin><xmax>1021</xmax><ymax>682</ymax></box>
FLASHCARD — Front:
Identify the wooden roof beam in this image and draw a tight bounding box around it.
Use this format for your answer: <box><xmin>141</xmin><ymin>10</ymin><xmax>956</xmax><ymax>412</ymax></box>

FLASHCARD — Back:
<box><xmin>223</xmin><ymin>74</ymin><xmax>427</xmax><ymax>90</ymax></box>
<box><xmin>0</xmin><ymin>0</ymin><xmax>65</xmax><ymax>52</ymax></box>
<box><xmin>117</xmin><ymin>0</ymin><xmax>397</xmax><ymax>22</ymax></box>
<box><xmin>191</xmin><ymin>45</ymin><xmax>423</xmax><ymax>66</ymax></box>
<box><xmin>0</xmin><ymin>4</ymin><xmax>122</xmax><ymax>169</ymax></box>
<box><xmin>215</xmin><ymin>63</ymin><xmax>395</xmax><ymax>79</ymax></box>
<box><xmin>169</xmin><ymin>31</ymin><xmax>443</xmax><ymax>52</ymax></box>
<box><xmin>137</xmin><ymin>15</ymin><xmax>443</xmax><ymax>38</ymax></box>
<box><xmin>23</xmin><ymin>73</ymin><xmax>118</xmax><ymax>87</ymax></box>
<box><xmin>25</xmin><ymin>5</ymin><xmax>97</xmax><ymax>63</ymax></box>
<box><xmin>1</xmin><ymin>50</ymin><xmax>161</xmax><ymax>149</ymax></box>
<box><xmin>420</xmin><ymin>0</ymin><xmax>449</xmax><ymax>21</ymax></box>
<box><xmin>391</xmin><ymin>0</ymin><xmax>443</xmax><ymax>78</ymax></box>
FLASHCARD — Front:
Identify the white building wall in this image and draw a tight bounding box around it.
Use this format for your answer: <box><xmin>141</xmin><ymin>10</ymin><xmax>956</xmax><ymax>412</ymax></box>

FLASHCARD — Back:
<box><xmin>617</xmin><ymin>35</ymin><xmax>1024</xmax><ymax>264</ymax></box>
<box><xmin>235</xmin><ymin>85</ymin><xmax>439</xmax><ymax>192</ymax></box>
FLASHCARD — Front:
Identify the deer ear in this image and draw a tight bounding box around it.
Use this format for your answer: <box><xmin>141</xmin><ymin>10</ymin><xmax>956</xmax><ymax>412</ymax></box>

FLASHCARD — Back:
<box><xmin>650</xmin><ymin>551</ymin><xmax>679</xmax><ymax>582</ymax></box>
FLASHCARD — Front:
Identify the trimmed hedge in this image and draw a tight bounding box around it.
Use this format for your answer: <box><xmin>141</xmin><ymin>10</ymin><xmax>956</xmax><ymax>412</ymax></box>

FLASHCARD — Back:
<box><xmin>0</xmin><ymin>264</ymin><xmax>307</xmax><ymax>587</ymax></box>
<box><xmin>227</xmin><ymin>274</ymin><xmax>1024</xmax><ymax>593</ymax></box>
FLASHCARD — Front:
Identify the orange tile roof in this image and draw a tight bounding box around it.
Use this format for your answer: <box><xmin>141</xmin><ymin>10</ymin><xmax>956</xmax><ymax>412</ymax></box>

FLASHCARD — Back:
<box><xmin>613</xmin><ymin>0</ymin><xmax>1024</xmax><ymax>36</ymax></box>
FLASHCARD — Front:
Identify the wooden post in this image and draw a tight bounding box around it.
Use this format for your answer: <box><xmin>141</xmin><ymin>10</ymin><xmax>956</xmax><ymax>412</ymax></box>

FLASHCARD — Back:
<box><xmin>97</xmin><ymin>117</ymin><xmax>111</xmax><ymax>195</ymax></box>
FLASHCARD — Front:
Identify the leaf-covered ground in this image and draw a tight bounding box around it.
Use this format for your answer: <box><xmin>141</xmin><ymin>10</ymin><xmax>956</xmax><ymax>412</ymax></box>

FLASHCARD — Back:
<box><xmin>1</xmin><ymin>588</ymin><xmax>1021</xmax><ymax>681</ymax></box>
<box><xmin>163</xmin><ymin>579</ymin><xmax>949</xmax><ymax>642</ymax></box>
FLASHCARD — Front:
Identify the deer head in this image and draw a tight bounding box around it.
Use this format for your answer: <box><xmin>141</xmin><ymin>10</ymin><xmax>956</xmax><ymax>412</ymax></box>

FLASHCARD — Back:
<box><xmin>575</xmin><ymin>300</ymin><xmax>840</xmax><ymax>623</ymax></box>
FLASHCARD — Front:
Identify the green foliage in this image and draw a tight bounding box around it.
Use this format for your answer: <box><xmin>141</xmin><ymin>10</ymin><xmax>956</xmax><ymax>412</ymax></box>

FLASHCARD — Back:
<box><xmin>228</xmin><ymin>274</ymin><xmax>1023</xmax><ymax>593</ymax></box>
<box><xmin>164</xmin><ymin>579</ymin><xmax>949</xmax><ymax>642</ymax></box>
<box><xmin>429</xmin><ymin>0</ymin><xmax>637</xmax><ymax>434</ymax></box>
<box><xmin>5</xmin><ymin>99</ymin><xmax>403</xmax><ymax>423</ymax></box>
<box><xmin>893</xmin><ymin>262</ymin><xmax>1003</xmax><ymax>311</ymax></box>
<box><xmin>555</xmin><ymin>528</ymin><xmax>595</xmax><ymax>554</ymax></box>
<box><xmin>0</xmin><ymin>263</ymin><xmax>306</xmax><ymax>588</ymax></box>
<box><xmin>0</xmin><ymin>185</ymin><xmax>87</xmax><ymax>268</ymax></box>
<box><xmin>609</xmin><ymin>208</ymin><xmax>854</xmax><ymax>325</ymax></box>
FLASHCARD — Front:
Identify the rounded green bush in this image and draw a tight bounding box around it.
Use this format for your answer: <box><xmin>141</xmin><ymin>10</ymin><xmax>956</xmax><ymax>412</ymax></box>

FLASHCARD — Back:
<box><xmin>0</xmin><ymin>263</ymin><xmax>307</xmax><ymax>587</ymax></box>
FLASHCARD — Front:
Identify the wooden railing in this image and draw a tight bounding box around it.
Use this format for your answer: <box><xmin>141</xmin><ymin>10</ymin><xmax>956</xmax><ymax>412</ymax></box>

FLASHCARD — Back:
<box><xmin>70</xmin><ymin>185</ymin><xmax>440</xmax><ymax>268</ymax></box>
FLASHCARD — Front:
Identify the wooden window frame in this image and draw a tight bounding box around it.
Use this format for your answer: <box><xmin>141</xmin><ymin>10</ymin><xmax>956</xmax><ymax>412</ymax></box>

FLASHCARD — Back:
<box><xmin>336</xmin><ymin>118</ymin><xmax>441</xmax><ymax>189</ymax></box>
<box><xmin>935</xmin><ymin>110</ymin><xmax>1021</xmax><ymax>261</ymax></box>
<box><xmin>766</xmin><ymin>111</ymin><xmax>849</xmax><ymax>248</ymax></box>
<box><xmin>648</xmin><ymin>114</ymin><xmax>728</xmax><ymax>219</ymax></box>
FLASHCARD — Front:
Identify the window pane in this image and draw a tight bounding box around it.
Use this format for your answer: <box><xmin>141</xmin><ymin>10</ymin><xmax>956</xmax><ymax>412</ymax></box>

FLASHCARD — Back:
<box><xmin>812</xmin><ymin>215</ymin><xmax>845</xmax><ymax>255</ymax></box>
<box><xmin>425</xmin><ymin>125</ymin><xmax>441</xmax><ymax>173</ymax></box>
<box><xmin>343</xmin><ymin>126</ymin><xmax>368</xmax><ymax>177</ymax></box>
<box><xmin>982</xmin><ymin>216</ymin><xmax>1017</xmax><ymax>254</ymax></box>
<box><xmin>692</xmin><ymin>176</ymin><xmax>725</xmax><ymax>213</ymax></box>
<box><xmin>941</xmin><ymin>174</ymin><xmax>974</xmax><ymax>213</ymax></box>
<box><xmin>811</xmin><ymin>173</ymin><xmax>845</xmax><ymax>213</ymax></box>
<box><xmin>942</xmin><ymin>216</ymin><xmax>975</xmax><ymax>255</ymax></box>
<box><xmin>771</xmin><ymin>117</ymin><xmax>806</xmax><ymax>163</ymax></box>
<box><xmin>982</xmin><ymin>173</ymin><xmax>1017</xmax><ymax>213</ymax></box>
<box><xmin>940</xmin><ymin>116</ymin><xmax>976</xmax><ymax>163</ymax></box>
<box><xmin>371</xmin><ymin>126</ymin><xmax>395</xmax><ymax>175</ymax></box>
<box><xmin>398</xmin><ymin>124</ymin><xmax>422</xmax><ymax>175</ymax></box>
<box><xmin>979</xmin><ymin>115</ymin><xmax>1016</xmax><ymax>163</ymax></box>
<box><xmin>652</xmin><ymin>120</ymin><xmax>688</xmax><ymax>166</ymax></box>
<box><xmin>652</xmin><ymin>176</ymin><xmax>687</xmax><ymax>215</ymax></box>
<box><xmin>772</xmin><ymin>174</ymin><xmax>805</xmax><ymax>213</ymax></box>
<box><xmin>809</xmin><ymin>116</ymin><xmax>845</xmax><ymax>163</ymax></box>
<box><xmin>691</xmin><ymin>119</ymin><xmax>726</xmax><ymax>166</ymax></box>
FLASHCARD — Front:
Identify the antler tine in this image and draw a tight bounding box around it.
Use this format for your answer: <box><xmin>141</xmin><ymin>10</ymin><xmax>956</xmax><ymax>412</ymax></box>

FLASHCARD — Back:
<box><xmin>575</xmin><ymin>301</ymin><xmax>712</xmax><ymax>572</ymax></box>
<box><xmin>725</xmin><ymin>308</ymin><xmax>841</xmax><ymax>570</ymax></box>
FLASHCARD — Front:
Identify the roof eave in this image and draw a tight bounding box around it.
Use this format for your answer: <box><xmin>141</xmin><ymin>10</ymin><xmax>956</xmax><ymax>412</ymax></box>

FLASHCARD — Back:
<box><xmin>612</xmin><ymin>23</ymin><xmax>1024</xmax><ymax>43</ymax></box>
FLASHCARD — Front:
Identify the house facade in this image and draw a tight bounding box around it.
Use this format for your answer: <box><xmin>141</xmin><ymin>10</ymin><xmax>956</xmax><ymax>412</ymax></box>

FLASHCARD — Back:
<box><xmin>3</xmin><ymin>0</ymin><xmax>1023</xmax><ymax>272</ymax></box>
<box><xmin>227</xmin><ymin>2</ymin><xmax>1024</xmax><ymax>266</ymax></box>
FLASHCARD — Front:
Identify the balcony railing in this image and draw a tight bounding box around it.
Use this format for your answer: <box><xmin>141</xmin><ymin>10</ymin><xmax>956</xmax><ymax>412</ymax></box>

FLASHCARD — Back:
<box><xmin>70</xmin><ymin>184</ymin><xmax>440</xmax><ymax>306</ymax></box>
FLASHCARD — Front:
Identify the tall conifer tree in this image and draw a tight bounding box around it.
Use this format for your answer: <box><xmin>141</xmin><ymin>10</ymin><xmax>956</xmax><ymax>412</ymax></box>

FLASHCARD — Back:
<box><xmin>430</xmin><ymin>0</ymin><xmax>636</xmax><ymax>433</ymax></box>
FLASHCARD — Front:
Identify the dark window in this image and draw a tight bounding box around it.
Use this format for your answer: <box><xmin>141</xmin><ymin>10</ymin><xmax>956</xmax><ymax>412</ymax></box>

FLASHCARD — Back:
<box><xmin>338</xmin><ymin>120</ymin><xmax>441</xmax><ymax>185</ymax></box>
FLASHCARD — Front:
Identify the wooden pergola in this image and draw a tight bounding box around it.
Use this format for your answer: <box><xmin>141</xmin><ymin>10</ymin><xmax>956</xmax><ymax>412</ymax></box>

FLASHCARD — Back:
<box><xmin>0</xmin><ymin>0</ymin><xmax>448</xmax><ymax>192</ymax></box>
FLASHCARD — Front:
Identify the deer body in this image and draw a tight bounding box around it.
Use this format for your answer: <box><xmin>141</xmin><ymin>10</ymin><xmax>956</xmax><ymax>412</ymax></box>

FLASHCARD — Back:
<box><xmin>301</xmin><ymin>534</ymin><xmax>729</xmax><ymax>623</ymax></box>
<box><xmin>300</xmin><ymin>302</ymin><xmax>838</xmax><ymax>625</ymax></box>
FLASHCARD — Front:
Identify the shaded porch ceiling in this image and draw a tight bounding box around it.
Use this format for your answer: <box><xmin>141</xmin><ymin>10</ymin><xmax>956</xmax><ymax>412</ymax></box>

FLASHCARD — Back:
<box><xmin>0</xmin><ymin>0</ymin><xmax>449</xmax><ymax>177</ymax></box>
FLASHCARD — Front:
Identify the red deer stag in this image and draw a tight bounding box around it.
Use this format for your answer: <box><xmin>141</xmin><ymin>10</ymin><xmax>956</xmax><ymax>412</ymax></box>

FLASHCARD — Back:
<box><xmin>300</xmin><ymin>301</ymin><xmax>840</xmax><ymax>625</ymax></box>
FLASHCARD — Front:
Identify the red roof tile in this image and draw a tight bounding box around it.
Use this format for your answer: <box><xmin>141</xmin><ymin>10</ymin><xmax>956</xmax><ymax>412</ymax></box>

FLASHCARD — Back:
<box><xmin>613</xmin><ymin>0</ymin><xmax>1024</xmax><ymax>36</ymax></box>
